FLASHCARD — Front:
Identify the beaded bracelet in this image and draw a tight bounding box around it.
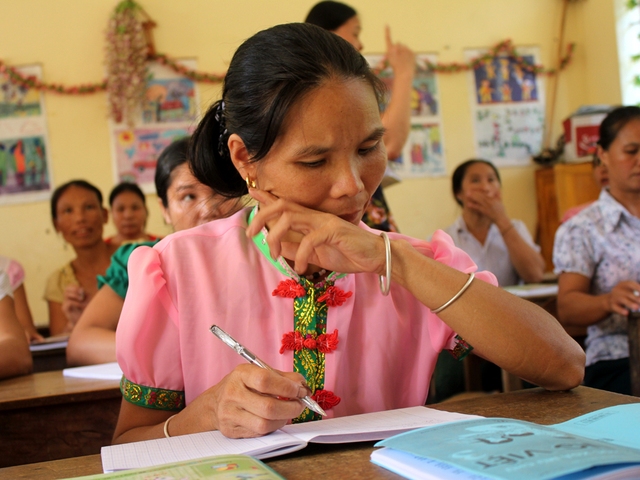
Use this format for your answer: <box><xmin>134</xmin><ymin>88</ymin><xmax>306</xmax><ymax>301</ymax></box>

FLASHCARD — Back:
<box><xmin>431</xmin><ymin>272</ymin><xmax>475</xmax><ymax>314</ymax></box>
<box><xmin>163</xmin><ymin>414</ymin><xmax>178</xmax><ymax>438</ymax></box>
<box><xmin>379</xmin><ymin>232</ymin><xmax>391</xmax><ymax>296</ymax></box>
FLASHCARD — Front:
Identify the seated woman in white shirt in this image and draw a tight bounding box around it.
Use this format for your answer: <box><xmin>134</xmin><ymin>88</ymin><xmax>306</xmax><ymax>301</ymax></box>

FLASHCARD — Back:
<box><xmin>433</xmin><ymin>159</ymin><xmax>546</xmax><ymax>399</ymax></box>
<box><xmin>444</xmin><ymin>159</ymin><xmax>545</xmax><ymax>287</ymax></box>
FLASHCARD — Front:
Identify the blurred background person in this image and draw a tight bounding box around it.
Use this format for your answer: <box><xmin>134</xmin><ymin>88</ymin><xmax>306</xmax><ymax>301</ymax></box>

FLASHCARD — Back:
<box><xmin>0</xmin><ymin>255</ymin><xmax>42</xmax><ymax>342</ymax></box>
<box><xmin>0</xmin><ymin>269</ymin><xmax>32</xmax><ymax>379</ymax></box>
<box><xmin>45</xmin><ymin>180</ymin><xmax>118</xmax><ymax>336</ymax></box>
<box><xmin>67</xmin><ymin>138</ymin><xmax>244</xmax><ymax>365</ymax></box>
<box><xmin>444</xmin><ymin>159</ymin><xmax>545</xmax><ymax>287</ymax></box>
<box><xmin>561</xmin><ymin>154</ymin><xmax>609</xmax><ymax>223</ymax></box>
<box><xmin>105</xmin><ymin>182</ymin><xmax>159</xmax><ymax>247</ymax></box>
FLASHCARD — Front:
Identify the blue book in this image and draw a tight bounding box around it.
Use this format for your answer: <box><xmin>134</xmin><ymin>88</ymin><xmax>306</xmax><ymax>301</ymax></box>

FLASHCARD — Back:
<box><xmin>371</xmin><ymin>404</ymin><xmax>640</xmax><ymax>480</ymax></box>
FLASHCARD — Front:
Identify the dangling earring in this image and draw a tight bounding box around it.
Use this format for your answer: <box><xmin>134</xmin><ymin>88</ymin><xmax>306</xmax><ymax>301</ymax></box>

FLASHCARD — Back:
<box><xmin>245</xmin><ymin>177</ymin><xmax>256</xmax><ymax>189</ymax></box>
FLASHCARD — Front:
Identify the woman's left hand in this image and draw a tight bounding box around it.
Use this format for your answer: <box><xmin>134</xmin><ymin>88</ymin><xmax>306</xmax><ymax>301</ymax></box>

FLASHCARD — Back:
<box><xmin>246</xmin><ymin>189</ymin><xmax>387</xmax><ymax>276</ymax></box>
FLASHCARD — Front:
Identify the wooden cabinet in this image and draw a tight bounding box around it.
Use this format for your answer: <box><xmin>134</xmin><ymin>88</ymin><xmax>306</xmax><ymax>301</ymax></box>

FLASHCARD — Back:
<box><xmin>535</xmin><ymin>162</ymin><xmax>601</xmax><ymax>271</ymax></box>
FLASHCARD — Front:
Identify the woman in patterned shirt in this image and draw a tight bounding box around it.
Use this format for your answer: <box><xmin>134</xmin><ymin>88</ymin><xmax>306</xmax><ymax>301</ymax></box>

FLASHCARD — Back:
<box><xmin>554</xmin><ymin>106</ymin><xmax>640</xmax><ymax>395</ymax></box>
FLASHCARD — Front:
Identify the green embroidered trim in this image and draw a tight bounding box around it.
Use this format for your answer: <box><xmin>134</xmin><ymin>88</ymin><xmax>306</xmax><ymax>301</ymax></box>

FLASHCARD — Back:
<box><xmin>246</xmin><ymin>206</ymin><xmax>340</xmax><ymax>423</ymax></box>
<box><xmin>120</xmin><ymin>376</ymin><xmax>185</xmax><ymax>411</ymax></box>
<box><xmin>291</xmin><ymin>277</ymin><xmax>329</xmax><ymax>423</ymax></box>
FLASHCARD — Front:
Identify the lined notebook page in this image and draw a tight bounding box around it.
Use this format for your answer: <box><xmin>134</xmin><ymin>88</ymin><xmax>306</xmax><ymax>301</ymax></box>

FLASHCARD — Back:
<box><xmin>102</xmin><ymin>406</ymin><xmax>482</xmax><ymax>472</ymax></box>
<box><xmin>282</xmin><ymin>406</ymin><xmax>481</xmax><ymax>443</ymax></box>
<box><xmin>102</xmin><ymin>430</ymin><xmax>304</xmax><ymax>472</ymax></box>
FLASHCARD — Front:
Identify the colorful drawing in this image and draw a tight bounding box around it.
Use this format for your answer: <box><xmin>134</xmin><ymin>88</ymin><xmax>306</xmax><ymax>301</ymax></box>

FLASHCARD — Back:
<box><xmin>478</xmin><ymin>79</ymin><xmax>493</xmax><ymax>104</ymax></box>
<box><xmin>111</xmin><ymin>60</ymin><xmax>200</xmax><ymax>189</ymax></box>
<box><xmin>411</xmin><ymin>57</ymin><xmax>438</xmax><ymax>117</ymax></box>
<box><xmin>0</xmin><ymin>77</ymin><xmax>42</xmax><ymax>118</ymax></box>
<box><xmin>474</xmin><ymin>105</ymin><xmax>544</xmax><ymax>160</ymax></box>
<box><xmin>395</xmin><ymin>123</ymin><xmax>445</xmax><ymax>176</ymax></box>
<box><xmin>142</xmin><ymin>78</ymin><xmax>197</xmax><ymax>124</ymax></box>
<box><xmin>0</xmin><ymin>65</ymin><xmax>52</xmax><ymax>204</ymax></box>
<box><xmin>467</xmin><ymin>47</ymin><xmax>545</xmax><ymax>166</ymax></box>
<box><xmin>472</xmin><ymin>54</ymin><xmax>539</xmax><ymax>104</ymax></box>
<box><xmin>0</xmin><ymin>136</ymin><xmax>49</xmax><ymax>194</ymax></box>
<box><xmin>114</xmin><ymin>126</ymin><xmax>192</xmax><ymax>186</ymax></box>
<box><xmin>365</xmin><ymin>53</ymin><xmax>446</xmax><ymax>178</ymax></box>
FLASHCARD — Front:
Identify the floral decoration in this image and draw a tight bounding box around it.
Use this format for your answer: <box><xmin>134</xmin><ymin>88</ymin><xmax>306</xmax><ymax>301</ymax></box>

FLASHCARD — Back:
<box><xmin>272</xmin><ymin>279</ymin><xmax>306</xmax><ymax>298</ymax></box>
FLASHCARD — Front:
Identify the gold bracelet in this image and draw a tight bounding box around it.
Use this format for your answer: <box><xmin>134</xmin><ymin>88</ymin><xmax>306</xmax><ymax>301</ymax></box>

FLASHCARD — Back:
<box><xmin>431</xmin><ymin>272</ymin><xmax>475</xmax><ymax>314</ymax></box>
<box><xmin>163</xmin><ymin>414</ymin><xmax>178</xmax><ymax>438</ymax></box>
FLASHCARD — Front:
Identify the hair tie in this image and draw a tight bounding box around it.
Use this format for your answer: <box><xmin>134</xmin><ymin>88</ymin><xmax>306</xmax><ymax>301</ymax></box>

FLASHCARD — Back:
<box><xmin>214</xmin><ymin>101</ymin><xmax>228</xmax><ymax>156</ymax></box>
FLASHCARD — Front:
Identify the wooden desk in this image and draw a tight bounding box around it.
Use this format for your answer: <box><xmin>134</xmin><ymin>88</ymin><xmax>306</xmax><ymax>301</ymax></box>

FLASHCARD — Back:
<box><xmin>31</xmin><ymin>347</ymin><xmax>67</xmax><ymax>373</ymax></box>
<box><xmin>0</xmin><ymin>370</ymin><xmax>121</xmax><ymax>468</ymax></box>
<box><xmin>1</xmin><ymin>386</ymin><xmax>636</xmax><ymax>479</ymax></box>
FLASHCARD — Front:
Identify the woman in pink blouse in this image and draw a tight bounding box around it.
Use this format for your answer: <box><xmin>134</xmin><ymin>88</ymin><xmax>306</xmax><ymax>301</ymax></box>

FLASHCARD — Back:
<box><xmin>113</xmin><ymin>23</ymin><xmax>584</xmax><ymax>444</ymax></box>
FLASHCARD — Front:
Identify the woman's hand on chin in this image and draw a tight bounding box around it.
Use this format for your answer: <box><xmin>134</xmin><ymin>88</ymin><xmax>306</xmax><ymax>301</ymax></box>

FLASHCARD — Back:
<box><xmin>247</xmin><ymin>188</ymin><xmax>386</xmax><ymax>277</ymax></box>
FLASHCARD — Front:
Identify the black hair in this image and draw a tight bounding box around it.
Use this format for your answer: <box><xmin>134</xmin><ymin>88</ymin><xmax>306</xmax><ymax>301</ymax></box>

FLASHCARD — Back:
<box><xmin>189</xmin><ymin>22</ymin><xmax>385</xmax><ymax>198</ymax></box>
<box><xmin>451</xmin><ymin>159</ymin><xmax>502</xmax><ymax>206</ymax></box>
<box><xmin>108</xmin><ymin>182</ymin><xmax>146</xmax><ymax>207</ymax></box>
<box><xmin>597</xmin><ymin>106</ymin><xmax>640</xmax><ymax>151</ymax></box>
<box><xmin>155</xmin><ymin>137</ymin><xmax>189</xmax><ymax>207</ymax></box>
<box><xmin>305</xmin><ymin>1</ymin><xmax>357</xmax><ymax>31</ymax></box>
<box><xmin>50</xmin><ymin>180</ymin><xmax>103</xmax><ymax>222</ymax></box>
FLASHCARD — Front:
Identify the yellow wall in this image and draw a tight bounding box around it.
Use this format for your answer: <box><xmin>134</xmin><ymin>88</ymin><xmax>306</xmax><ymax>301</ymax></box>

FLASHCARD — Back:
<box><xmin>0</xmin><ymin>0</ymin><xmax>621</xmax><ymax>325</ymax></box>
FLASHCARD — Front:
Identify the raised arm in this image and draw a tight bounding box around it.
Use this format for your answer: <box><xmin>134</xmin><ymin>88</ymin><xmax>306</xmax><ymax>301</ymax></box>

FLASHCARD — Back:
<box><xmin>66</xmin><ymin>285</ymin><xmax>122</xmax><ymax>366</ymax></box>
<box><xmin>380</xmin><ymin>26</ymin><xmax>415</xmax><ymax>159</ymax></box>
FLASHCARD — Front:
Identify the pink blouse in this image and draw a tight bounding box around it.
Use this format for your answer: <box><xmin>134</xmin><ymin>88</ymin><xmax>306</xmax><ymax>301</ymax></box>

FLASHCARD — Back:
<box><xmin>116</xmin><ymin>208</ymin><xmax>496</xmax><ymax>418</ymax></box>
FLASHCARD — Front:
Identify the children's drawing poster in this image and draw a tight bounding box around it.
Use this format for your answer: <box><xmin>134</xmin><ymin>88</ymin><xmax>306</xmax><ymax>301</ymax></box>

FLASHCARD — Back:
<box><xmin>110</xmin><ymin>59</ymin><xmax>199</xmax><ymax>193</ymax></box>
<box><xmin>0</xmin><ymin>65</ymin><xmax>52</xmax><ymax>205</ymax></box>
<box><xmin>365</xmin><ymin>53</ymin><xmax>446</xmax><ymax>179</ymax></box>
<box><xmin>466</xmin><ymin>47</ymin><xmax>545</xmax><ymax>166</ymax></box>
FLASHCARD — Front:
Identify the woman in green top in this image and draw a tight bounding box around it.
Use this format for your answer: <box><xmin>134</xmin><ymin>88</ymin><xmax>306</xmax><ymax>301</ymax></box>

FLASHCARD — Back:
<box><xmin>66</xmin><ymin>138</ymin><xmax>243</xmax><ymax>366</ymax></box>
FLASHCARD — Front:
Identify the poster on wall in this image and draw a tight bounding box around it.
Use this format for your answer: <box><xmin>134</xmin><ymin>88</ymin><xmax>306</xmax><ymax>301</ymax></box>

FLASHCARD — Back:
<box><xmin>0</xmin><ymin>64</ymin><xmax>52</xmax><ymax>205</ymax></box>
<box><xmin>109</xmin><ymin>59</ymin><xmax>200</xmax><ymax>193</ymax></box>
<box><xmin>465</xmin><ymin>47</ymin><xmax>545</xmax><ymax>167</ymax></box>
<box><xmin>365</xmin><ymin>53</ymin><xmax>446</xmax><ymax>179</ymax></box>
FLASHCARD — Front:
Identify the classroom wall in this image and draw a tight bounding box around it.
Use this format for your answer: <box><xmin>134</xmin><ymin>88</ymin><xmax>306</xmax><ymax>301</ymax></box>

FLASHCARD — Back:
<box><xmin>0</xmin><ymin>0</ymin><xmax>622</xmax><ymax>326</ymax></box>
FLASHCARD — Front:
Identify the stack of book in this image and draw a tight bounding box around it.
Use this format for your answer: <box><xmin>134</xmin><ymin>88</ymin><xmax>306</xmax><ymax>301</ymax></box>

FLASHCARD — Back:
<box><xmin>370</xmin><ymin>404</ymin><xmax>640</xmax><ymax>480</ymax></box>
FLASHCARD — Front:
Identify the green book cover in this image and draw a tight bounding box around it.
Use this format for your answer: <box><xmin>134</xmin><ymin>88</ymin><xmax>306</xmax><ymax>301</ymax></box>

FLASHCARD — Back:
<box><xmin>67</xmin><ymin>454</ymin><xmax>284</xmax><ymax>480</ymax></box>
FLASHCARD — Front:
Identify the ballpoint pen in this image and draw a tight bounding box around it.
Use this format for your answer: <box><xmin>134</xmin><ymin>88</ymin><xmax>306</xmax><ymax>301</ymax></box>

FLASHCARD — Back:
<box><xmin>210</xmin><ymin>325</ymin><xmax>327</xmax><ymax>417</ymax></box>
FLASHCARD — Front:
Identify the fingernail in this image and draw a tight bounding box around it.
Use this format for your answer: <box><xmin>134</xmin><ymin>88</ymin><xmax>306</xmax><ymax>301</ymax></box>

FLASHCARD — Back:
<box><xmin>299</xmin><ymin>382</ymin><xmax>312</xmax><ymax>397</ymax></box>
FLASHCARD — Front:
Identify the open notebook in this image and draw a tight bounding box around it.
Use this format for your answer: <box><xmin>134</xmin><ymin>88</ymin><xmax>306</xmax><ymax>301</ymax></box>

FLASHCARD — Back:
<box><xmin>101</xmin><ymin>406</ymin><xmax>480</xmax><ymax>472</ymax></box>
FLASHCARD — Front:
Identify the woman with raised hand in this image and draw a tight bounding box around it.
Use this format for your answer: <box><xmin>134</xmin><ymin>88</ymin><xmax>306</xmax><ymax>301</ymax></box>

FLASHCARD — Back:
<box><xmin>67</xmin><ymin>137</ymin><xmax>243</xmax><ymax>366</ymax></box>
<box><xmin>112</xmin><ymin>23</ymin><xmax>583</xmax><ymax>444</ymax></box>
<box><xmin>306</xmin><ymin>0</ymin><xmax>416</xmax><ymax>232</ymax></box>
<box><xmin>554</xmin><ymin>106</ymin><xmax>640</xmax><ymax>395</ymax></box>
<box><xmin>45</xmin><ymin>180</ymin><xmax>118</xmax><ymax>336</ymax></box>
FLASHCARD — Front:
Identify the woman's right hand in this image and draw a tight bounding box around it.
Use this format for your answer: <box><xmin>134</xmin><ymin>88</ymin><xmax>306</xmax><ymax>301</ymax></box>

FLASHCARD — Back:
<box><xmin>606</xmin><ymin>281</ymin><xmax>640</xmax><ymax>316</ymax></box>
<box><xmin>61</xmin><ymin>285</ymin><xmax>88</xmax><ymax>332</ymax></box>
<box><xmin>384</xmin><ymin>26</ymin><xmax>415</xmax><ymax>78</ymax></box>
<box><xmin>189</xmin><ymin>364</ymin><xmax>307</xmax><ymax>438</ymax></box>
